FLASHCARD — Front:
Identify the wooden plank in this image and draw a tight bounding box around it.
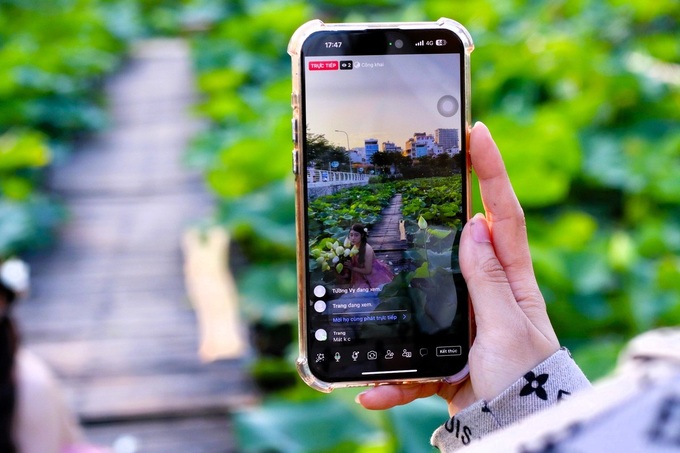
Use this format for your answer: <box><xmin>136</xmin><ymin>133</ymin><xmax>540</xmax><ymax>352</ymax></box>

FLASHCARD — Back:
<box><xmin>68</xmin><ymin>371</ymin><xmax>257</xmax><ymax>423</ymax></box>
<box><xmin>84</xmin><ymin>415</ymin><xmax>240</xmax><ymax>453</ymax></box>
<box><xmin>370</xmin><ymin>194</ymin><xmax>408</xmax><ymax>254</ymax></box>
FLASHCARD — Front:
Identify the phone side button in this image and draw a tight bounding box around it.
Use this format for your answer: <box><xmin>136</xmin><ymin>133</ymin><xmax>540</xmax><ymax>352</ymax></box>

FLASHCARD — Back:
<box><xmin>292</xmin><ymin>149</ymin><xmax>299</xmax><ymax>175</ymax></box>
<box><xmin>292</xmin><ymin>117</ymin><xmax>298</xmax><ymax>144</ymax></box>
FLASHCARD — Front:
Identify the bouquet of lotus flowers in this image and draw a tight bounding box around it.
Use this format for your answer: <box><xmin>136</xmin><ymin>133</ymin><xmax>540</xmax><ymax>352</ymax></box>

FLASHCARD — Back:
<box><xmin>311</xmin><ymin>237</ymin><xmax>359</xmax><ymax>273</ymax></box>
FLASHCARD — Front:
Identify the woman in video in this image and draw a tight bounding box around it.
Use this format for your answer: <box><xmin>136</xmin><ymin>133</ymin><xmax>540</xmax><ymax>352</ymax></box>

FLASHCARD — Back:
<box><xmin>345</xmin><ymin>224</ymin><xmax>394</xmax><ymax>290</ymax></box>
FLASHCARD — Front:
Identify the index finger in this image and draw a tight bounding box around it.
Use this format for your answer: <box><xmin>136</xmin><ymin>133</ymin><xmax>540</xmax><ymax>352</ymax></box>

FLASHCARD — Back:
<box><xmin>469</xmin><ymin>122</ymin><xmax>542</xmax><ymax>307</ymax></box>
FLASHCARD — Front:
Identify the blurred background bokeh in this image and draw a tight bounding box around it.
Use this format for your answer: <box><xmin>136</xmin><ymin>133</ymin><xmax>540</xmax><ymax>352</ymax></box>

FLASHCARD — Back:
<box><xmin>1</xmin><ymin>0</ymin><xmax>679</xmax><ymax>451</ymax></box>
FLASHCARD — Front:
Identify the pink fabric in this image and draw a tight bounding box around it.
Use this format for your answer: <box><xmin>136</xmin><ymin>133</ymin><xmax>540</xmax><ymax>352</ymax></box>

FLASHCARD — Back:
<box><xmin>350</xmin><ymin>255</ymin><xmax>394</xmax><ymax>289</ymax></box>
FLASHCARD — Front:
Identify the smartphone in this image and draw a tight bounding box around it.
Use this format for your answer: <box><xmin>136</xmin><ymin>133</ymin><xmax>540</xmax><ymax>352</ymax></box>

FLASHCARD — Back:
<box><xmin>288</xmin><ymin>18</ymin><xmax>473</xmax><ymax>392</ymax></box>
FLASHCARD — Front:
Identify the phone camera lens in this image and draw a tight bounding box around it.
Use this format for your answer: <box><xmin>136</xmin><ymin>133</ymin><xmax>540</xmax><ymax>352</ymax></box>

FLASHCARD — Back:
<box><xmin>394</xmin><ymin>39</ymin><xmax>404</xmax><ymax>49</ymax></box>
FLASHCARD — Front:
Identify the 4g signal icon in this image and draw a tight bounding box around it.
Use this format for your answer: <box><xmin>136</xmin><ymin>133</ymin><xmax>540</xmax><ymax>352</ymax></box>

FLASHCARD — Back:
<box><xmin>415</xmin><ymin>40</ymin><xmax>441</xmax><ymax>47</ymax></box>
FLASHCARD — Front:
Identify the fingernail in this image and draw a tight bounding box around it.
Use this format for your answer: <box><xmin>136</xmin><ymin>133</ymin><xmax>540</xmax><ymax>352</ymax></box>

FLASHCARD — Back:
<box><xmin>471</xmin><ymin>214</ymin><xmax>491</xmax><ymax>243</ymax></box>
<box><xmin>355</xmin><ymin>390</ymin><xmax>367</xmax><ymax>404</ymax></box>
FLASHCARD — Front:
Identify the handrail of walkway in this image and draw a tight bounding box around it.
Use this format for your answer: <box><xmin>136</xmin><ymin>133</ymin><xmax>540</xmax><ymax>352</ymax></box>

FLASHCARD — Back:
<box><xmin>307</xmin><ymin>169</ymin><xmax>368</xmax><ymax>185</ymax></box>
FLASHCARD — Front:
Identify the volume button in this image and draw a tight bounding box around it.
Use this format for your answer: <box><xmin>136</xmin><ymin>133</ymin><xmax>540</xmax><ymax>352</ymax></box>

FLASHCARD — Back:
<box><xmin>292</xmin><ymin>117</ymin><xmax>298</xmax><ymax>144</ymax></box>
<box><xmin>292</xmin><ymin>149</ymin><xmax>299</xmax><ymax>175</ymax></box>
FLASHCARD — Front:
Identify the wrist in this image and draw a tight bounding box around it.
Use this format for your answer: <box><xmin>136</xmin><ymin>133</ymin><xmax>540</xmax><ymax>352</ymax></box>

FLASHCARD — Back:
<box><xmin>433</xmin><ymin>348</ymin><xmax>591</xmax><ymax>450</ymax></box>
<box><xmin>473</xmin><ymin>330</ymin><xmax>561</xmax><ymax>402</ymax></box>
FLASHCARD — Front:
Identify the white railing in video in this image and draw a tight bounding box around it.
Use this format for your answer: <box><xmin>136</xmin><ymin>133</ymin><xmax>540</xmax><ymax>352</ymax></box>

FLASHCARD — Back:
<box><xmin>307</xmin><ymin>169</ymin><xmax>369</xmax><ymax>186</ymax></box>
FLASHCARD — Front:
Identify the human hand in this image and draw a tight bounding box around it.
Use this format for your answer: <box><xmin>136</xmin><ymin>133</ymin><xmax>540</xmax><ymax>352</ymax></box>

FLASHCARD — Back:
<box><xmin>356</xmin><ymin>122</ymin><xmax>560</xmax><ymax>415</ymax></box>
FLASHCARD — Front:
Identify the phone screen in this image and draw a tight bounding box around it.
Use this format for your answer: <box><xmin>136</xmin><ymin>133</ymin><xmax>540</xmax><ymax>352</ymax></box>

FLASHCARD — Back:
<box><xmin>300</xmin><ymin>28</ymin><xmax>469</xmax><ymax>383</ymax></box>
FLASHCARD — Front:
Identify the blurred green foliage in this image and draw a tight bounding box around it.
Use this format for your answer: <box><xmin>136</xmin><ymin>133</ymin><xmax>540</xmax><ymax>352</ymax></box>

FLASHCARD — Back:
<box><xmin>0</xmin><ymin>1</ymin><xmax>134</xmax><ymax>136</ymax></box>
<box><xmin>0</xmin><ymin>0</ymin><xmax>130</xmax><ymax>256</ymax></box>
<box><xmin>186</xmin><ymin>0</ymin><xmax>679</xmax><ymax>451</ymax></box>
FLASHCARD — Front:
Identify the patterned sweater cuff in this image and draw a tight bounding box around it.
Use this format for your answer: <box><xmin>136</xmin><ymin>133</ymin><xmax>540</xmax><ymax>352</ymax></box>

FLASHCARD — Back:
<box><xmin>431</xmin><ymin>348</ymin><xmax>591</xmax><ymax>450</ymax></box>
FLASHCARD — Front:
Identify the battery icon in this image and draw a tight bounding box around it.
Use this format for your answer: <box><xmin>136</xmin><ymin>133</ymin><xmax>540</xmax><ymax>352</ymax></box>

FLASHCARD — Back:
<box><xmin>435</xmin><ymin>39</ymin><xmax>447</xmax><ymax>46</ymax></box>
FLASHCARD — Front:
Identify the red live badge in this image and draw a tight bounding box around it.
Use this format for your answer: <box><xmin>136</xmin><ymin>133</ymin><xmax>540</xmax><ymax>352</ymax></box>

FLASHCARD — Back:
<box><xmin>309</xmin><ymin>61</ymin><xmax>339</xmax><ymax>71</ymax></box>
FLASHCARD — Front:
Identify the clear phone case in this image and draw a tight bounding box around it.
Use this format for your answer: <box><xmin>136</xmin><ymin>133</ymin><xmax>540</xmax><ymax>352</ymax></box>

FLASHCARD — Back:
<box><xmin>289</xmin><ymin>18</ymin><xmax>474</xmax><ymax>392</ymax></box>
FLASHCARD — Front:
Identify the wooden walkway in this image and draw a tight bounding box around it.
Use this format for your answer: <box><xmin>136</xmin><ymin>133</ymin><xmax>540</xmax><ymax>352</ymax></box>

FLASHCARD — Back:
<box><xmin>14</xmin><ymin>39</ymin><xmax>254</xmax><ymax>452</ymax></box>
<box><xmin>369</xmin><ymin>194</ymin><xmax>408</xmax><ymax>270</ymax></box>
